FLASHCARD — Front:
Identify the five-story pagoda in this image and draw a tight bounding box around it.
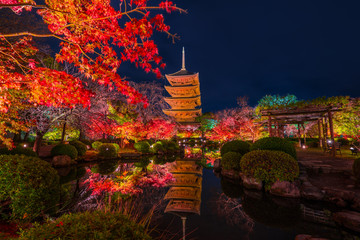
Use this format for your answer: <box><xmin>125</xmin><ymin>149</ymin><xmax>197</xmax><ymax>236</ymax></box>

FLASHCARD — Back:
<box><xmin>163</xmin><ymin>48</ymin><xmax>202</xmax><ymax>123</ymax></box>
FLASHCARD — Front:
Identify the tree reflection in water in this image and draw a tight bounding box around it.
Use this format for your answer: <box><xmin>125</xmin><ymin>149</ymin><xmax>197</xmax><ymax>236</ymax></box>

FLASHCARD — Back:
<box><xmin>216</xmin><ymin>193</ymin><xmax>254</xmax><ymax>238</ymax></box>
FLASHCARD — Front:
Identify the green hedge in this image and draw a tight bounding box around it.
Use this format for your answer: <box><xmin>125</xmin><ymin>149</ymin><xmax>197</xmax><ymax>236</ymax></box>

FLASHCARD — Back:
<box><xmin>80</xmin><ymin>139</ymin><xmax>92</xmax><ymax>147</ymax></box>
<box><xmin>70</xmin><ymin>141</ymin><xmax>87</xmax><ymax>156</ymax></box>
<box><xmin>92</xmin><ymin>141</ymin><xmax>103</xmax><ymax>150</ymax></box>
<box><xmin>220</xmin><ymin>140</ymin><xmax>250</xmax><ymax>156</ymax></box>
<box><xmin>19</xmin><ymin>210</ymin><xmax>151</xmax><ymax>240</ymax></box>
<box><xmin>240</xmin><ymin>150</ymin><xmax>299</xmax><ymax>189</ymax></box>
<box><xmin>112</xmin><ymin>143</ymin><xmax>120</xmax><ymax>153</ymax></box>
<box><xmin>151</xmin><ymin>142</ymin><xmax>164</xmax><ymax>153</ymax></box>
<box><xmin>250</xmin><ymin>137</ymin><xmax>297</xmax><ymax>159</ymax></box>
<box><xmin>0</xmin><ymin>146</ymin><xmax>37</xmax><ymax>157</ymax></box>
<box><xmin>222</xmin><ymin>152</ymin><xmax>242</xmax><ymax>171</ymax></box>
<box><xmin>98</xmin><ymin>143</ymin><xmax>118</xmax><ymax>159</ymax></box>
<box><xmin>353</xmin><ymin>158</ymin><xmax>360</xmax><ymax>180</ymax></box>
<box><xmin>51</xmin><ymin>144</ymin><xmax>78</xmax><ymax>159</ymax></box>
<box><xmin>0</xmin><ymin>155</ymin><xmax>60</xmax><ymax>221</ymax></box>
<box><xmin>134</xmin><ymin>141</ymin><xmax>150</xmax><ymax>153</ymax></box>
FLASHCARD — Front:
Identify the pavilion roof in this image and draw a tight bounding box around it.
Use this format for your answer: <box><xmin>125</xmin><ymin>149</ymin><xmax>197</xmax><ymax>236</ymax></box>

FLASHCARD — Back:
<box><xmin>260</xmin><ymin>106</ymin><xmax>342</xmax><ymax>124</ymax></box>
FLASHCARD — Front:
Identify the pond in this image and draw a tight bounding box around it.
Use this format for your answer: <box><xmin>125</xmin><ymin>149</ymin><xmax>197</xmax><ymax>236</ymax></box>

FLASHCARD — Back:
<box><xmin>54</xmin><ymin>153</ymin><xmax>357</xmax><ymax>240</ymax></box>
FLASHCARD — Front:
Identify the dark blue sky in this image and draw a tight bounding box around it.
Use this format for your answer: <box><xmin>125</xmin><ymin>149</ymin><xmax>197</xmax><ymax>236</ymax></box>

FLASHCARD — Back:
<box><xmin>123</xmin><ymin>0</ymin><xmax>360</xmax><ymax>112</ymax></box>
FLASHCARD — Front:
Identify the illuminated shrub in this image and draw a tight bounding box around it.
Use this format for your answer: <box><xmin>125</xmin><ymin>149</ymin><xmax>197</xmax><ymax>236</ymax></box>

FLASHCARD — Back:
<box><xmin>240</xmin><ymin>150</ymin><xmax>299</xmax><ymax>189</ymax></box>
<box><xmin>220</xmin><ymin>140</ymin><xmax>251</xmax><ymax>156</ymax></box>
<box><xmin>151</xmin><ymin>142</ymin><xmax>164</xmax><ymax>153</ymax></box>
<box><xmin>166</xmin><ymin>140</ymin><xmax>179</xmax><ymax>151</ymax></box>
<box><xmin>222</xmin><ymin>152</ymin><xmax>242</xmax><ymax>171</ymax></box>
<box><xmin>250</xmin><ymin>137</ymin><xmax>297</xmax><ymax>159</ymax></box>
<box><xmin>353</xmin><ymin>158</ymin><xmax>360</xmax><ymax>180</ymax></box>
<box><xmin>0</xmin><ymin>146</ymin><xmax>37</xmax><ymax>157</ymax></box>
<box><xmin>70</xmin><ymin>141</ymin><xmax>87</xmax><ymax>156</ymax></box>
<box><xmin>112</xmin><ymin>143</ymin><xmax>120</xmax><ymax>153</ymax></box>
<box><xmin>134</xmin><ymin>141</ymin><xmax>150</xmax><ymax>153</ymax></box>
<box><xmin>158</xmin><ymin>140</ymin><xmax>179</xmax><ymax>152</ymax></box>
<box><xmin>98</xmin><ymin>143</ymin><xmax>118</xmax><ymax>159</ymax></box>
<box><xmin>92</xmin><ymin>141</ymin><xmax>103</xmax><ymax>150</ymax></box>
<box><xmin>51</xmin><ymin>144</ymin><xmax>78</xmax><ymax>159</ymax></box>
<box><xmin>19</xmin><ymin>211</ymin><xmax>151</xmax><ymax>240</ymax></box>
<box><xmin>80</xmin><ymin>139</ymin><xmax>92</xmax><ymax>147</ymax></box>
<box><xmin>0</xmin><ymin>155</ymin><xmax>60</xmax><ymax>221</ymax></box>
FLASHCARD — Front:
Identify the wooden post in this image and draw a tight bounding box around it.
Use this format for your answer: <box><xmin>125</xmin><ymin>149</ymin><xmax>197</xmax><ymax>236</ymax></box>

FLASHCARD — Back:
<box><xmin>268</xmin><ymin>116</ymin><xmax>272</xmax><ymax>137</ymax></box>
<box><xmin>297</xmin><ymin>124</ymin><xmax>302</xmax><ymax>147</ymax></box>
<box><xmin>318</xmin><ymin>119</ymin><xmax>323</xmax><ymax>148</ymax></box>
<box><xmin>276</xmin><ymin>121</ymin><xmax>280</xmax><ymax>137</ymax></box>
<box><xmin>328</xmin><ymin>110</ymin><xmax>336</xmax><ymax>157</ymax></box>
<box><xmin>302</xmin><ymin>124</ymin><xmax>306</xmax><ymax>147</ymax></box>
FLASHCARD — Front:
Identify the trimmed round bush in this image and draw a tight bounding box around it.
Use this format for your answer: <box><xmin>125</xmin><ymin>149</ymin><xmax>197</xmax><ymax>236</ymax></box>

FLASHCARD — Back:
<box><xmin>167</xmin><ymin>141</ymin><xmax>179</xmax><ymax>151</ymax></box>
<box><xmin>151</xmin><ymin>142</ymin><xmax>164</xmax><ymax>153</ymax></box>
<box><xmin>70</xmin><ymin>140</ymin><xmax>87</xmax><ymax>156</ymax></box>
<box><xmin>112</xmin><ymin>143</ymin><xmax>120</xmax><ymax>153</ymax></box>
<box><xmin>98</xmin><ymin>143</ymin><xmax>118</xmax><ymax>159</ymax></box>
<box><xmin>92</xmin><ymin>141</ymin><xmax>103</xmax><ymax>150</ymax></box>
<box><xmin>240</xmin><ymin>150</ymin><xmax>299</xmax><ymax>189</ymax></box>
<box><xmin>51</xmin><ymin>144</ymin><xmax>78</xmax><ymax>159</ymax></box>
<box><xmin>220</xmin><ymin>140</ymin><xmax>251</xmax><ymax>156</ymax></box>
<box><xmin>80</xmin><ymin>139</ymin><xmax>92</xmax><ymax>147</ymax></box>
<box><xmin>19</xmin><ymin>210</ymin><xmax>151</xmax><ymax>240</ymax></box>
<box><xmin>134</xmin><ymin>141</ymin><xmax>150</xmax><ymax>153</ymax></box>
<box><xmin>250</xmin><ymin>137</ymin><xmax>297</xmax><ymax>159</ymax></box>
<box><xmin>0</xmin><ymin>146</ymin><xmax>37</xmax><ymax>157</ymax></box>
<box><xmin>222</xmin><ymin>152</ymin><xmax>242</xmax><ymax>171</ymax></box>
<box><xmin>0</xmin><ymin>155</ymin><xmax>60</xmax><ymax>221</ymax></box>
<box><xmin>353</xmin><ymin>158</ymin><xmax>360</xmax><ymax>180</ymax></box>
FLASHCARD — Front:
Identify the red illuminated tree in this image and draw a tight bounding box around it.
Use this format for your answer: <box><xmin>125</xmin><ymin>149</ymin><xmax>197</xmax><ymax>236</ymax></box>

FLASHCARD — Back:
<box><xmin>209</xmin><ymin>97</ymin><xmax>261</xmax><ymax>142</ymax></box>
<box><xmin>0</xmin><ymin>0</ymin><xmax>184</xmax><ymax>147</ymax></box>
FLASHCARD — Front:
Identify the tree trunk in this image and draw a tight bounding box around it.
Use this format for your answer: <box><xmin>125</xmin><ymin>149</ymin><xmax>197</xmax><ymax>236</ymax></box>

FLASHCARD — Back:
<box><xmin>33</xmin><ymin>131</ymin><xmax>44</xmax><ymax>154</ymax></box>
<box><xmin>23</xmin><ymin>131</ymin><xmax>30</xmax><ymax>142</ymax></box>
<box><xmin>61</xmin><ymin>120</ymin><xmax>67</xmax><ymax>142</ymax></box>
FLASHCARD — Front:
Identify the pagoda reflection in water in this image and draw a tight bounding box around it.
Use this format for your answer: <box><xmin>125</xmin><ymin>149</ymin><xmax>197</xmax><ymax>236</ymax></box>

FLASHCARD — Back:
<box><xmin>164</xmin><ymin>160</ymin><xmax>203</xmax><ymax>240</ymax></box>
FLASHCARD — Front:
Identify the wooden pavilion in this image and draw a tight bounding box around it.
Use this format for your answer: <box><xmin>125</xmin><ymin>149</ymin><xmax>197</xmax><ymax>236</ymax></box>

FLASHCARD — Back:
<box><xmin>261</xmin><ymin>106</ymin><xmax>342</xmax><ymax>156</ymax></box>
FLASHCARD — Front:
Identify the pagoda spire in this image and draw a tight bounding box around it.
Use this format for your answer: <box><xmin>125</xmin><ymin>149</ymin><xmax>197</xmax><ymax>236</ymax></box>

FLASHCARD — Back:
<box><xmin>181</xmin><ymin>47</ymin><xmax>186</xmax><ymax>70</ymax></box>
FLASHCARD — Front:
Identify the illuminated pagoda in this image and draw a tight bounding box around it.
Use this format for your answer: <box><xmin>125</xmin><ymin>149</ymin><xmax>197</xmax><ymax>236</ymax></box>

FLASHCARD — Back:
<box><xmin>163</xmin><ymin>48</ymin><xmax>202</xmax><ymax>124</ymax></box>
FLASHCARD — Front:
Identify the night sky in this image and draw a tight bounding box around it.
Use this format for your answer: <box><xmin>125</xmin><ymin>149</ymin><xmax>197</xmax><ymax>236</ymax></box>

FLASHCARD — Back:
<box><xmin>122</xmin><ymin>0</ymin><xmax>360</xmax><ymax>113</ymax></box>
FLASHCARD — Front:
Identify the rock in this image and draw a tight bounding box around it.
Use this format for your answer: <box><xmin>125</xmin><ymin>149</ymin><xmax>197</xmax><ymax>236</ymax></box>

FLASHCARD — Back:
<box><xmin>38</xmin><ymin>145</ymin><xmax>54</xmax><ymax>157</ymax></box>
<box><xmin>52</xmin><ymin>155</ymin><xmax>72</xmax><ymax>167</ymax></box>
<box><xmin>240</xmin><ymin>173</ymin><xmax>262</xmax><ymax>190</ymax></box>
<box><xmin>333</xmin><ymin>210</ymin><xmax>360</xmax><ymax>232</ymax></box>
<box><xmin>56</xmin><ymin>167</ymin><xmax>72</xmax><ymax>176</ymax></box>
<box><xmin>213</xmin><ymin>159</ymin><xmax>221</xmax><ymax>171</ymax></box>
<box><xmin>270</xmin><ymin>181</ymin><xmax>300</xmax><ymax>198</ymax></box>
<box><xmin>221</xmin><ymin>169</ymin><xmax>240</xmax><ymax>180</ymax></box>
<box><xmin>301</xmin><ymin>182</ymin><xmax>324</xmax><ymax>201</ymax></box>
<box><xmin>295</xmin><ymin>235</ymin><xmax>329</xmax><ymax>240</ymax></box>
<box><xmin>295</xmin><ymin>235</ymin><xmax>312</xmax><ymax>240</ymax></box>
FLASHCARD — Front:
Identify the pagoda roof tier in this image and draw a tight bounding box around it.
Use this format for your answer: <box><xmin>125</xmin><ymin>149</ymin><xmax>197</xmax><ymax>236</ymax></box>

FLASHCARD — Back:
<box><xmin>163</xmin><ymin>109</ymin><xmax>202</xmax><ymax>122</ymax></box>
<box><xmin>165</xmin><ymin>96</ymin><xmax>201</xmax><ymax>109</ymax></box>
<box><xmin>165</xmin><ymin>85</ymin><xmax>200</xmax><ymax>98</ymax></box>
<box><xmin>166</xmin><ymin>72</ymin><xmax>199</xmax><ymax>86</ymax></box>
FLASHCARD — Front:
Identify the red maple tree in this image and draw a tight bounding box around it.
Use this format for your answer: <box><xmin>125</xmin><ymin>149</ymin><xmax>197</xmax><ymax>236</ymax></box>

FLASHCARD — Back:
<box><xmin>0</xmin><ymin>0</ymin><xmax>184</xmax><ymax>147</ymax></box>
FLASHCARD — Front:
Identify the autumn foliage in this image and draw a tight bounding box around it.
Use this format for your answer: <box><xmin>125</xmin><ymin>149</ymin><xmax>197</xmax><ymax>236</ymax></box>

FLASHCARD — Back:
<box><xmin>0</xmin><ymin>0</ymin><xmax>183</xmax><ymax>147</ymax></box>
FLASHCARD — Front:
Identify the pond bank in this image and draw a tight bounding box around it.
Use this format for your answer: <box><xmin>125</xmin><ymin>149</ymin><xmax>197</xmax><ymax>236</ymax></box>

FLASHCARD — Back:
<box><xmin>217</xmin><ymin>149</ymin><xmax>360</xmax><ymax>234</ymax></box>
